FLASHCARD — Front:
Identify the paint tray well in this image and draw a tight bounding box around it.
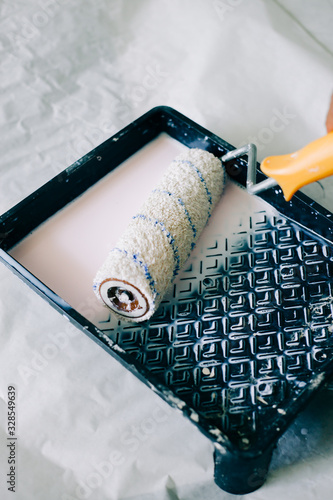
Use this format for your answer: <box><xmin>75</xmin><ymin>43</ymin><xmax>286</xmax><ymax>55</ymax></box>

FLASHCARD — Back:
<box><xmin>1</xmin><ymin>107</ymin><xmax>333</xmax><ymax>494</ymax></box>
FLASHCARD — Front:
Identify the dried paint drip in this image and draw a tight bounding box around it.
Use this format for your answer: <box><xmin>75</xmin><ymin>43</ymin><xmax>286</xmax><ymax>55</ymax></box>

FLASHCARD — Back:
<box><xmin>93</xmin><ymin>148</ymin><xmax>226</xmax><ymax>321</ymax></box>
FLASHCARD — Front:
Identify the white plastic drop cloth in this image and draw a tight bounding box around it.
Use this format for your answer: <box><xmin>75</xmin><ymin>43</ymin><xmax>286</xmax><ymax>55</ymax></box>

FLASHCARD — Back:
<box><xmin>1</xmin><ymin>1</ymin><xmax>333</xmax><ymax>499</ymax></box>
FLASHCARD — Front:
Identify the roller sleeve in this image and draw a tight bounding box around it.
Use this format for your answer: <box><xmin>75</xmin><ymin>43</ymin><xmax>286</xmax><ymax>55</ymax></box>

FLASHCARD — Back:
<box><xmin>93</xmin><ymin>148</ymin><xmax>226</xmax><ymax>322</ymax></box>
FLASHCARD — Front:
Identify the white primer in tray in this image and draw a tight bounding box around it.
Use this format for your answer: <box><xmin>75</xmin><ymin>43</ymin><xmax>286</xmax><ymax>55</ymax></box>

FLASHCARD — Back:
<box><xmin>10</xmin><ymin>132</ymin><xmax>275</xmax><ymax>325</ymax></box>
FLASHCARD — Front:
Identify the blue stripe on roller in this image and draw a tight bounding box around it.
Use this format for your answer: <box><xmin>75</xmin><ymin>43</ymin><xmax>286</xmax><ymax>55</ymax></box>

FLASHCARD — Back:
<box><xmin>176</xmin><ymin>159</ymin><xmax>213</xmax><ymax>216</ymax></box>
<box><xmin>110</xmin><ymin>247</ymin><xmax>159</xmax><ymax>300</ymax></box>
<box><xmin>153</xmin><ymin>189</ymin><xmax>197</xmax><ymax>250</ymax></box>
<box><xmin>133</xmin><ymin>215</ymin><xmax>181</xmax><ymax>277</ymax></box>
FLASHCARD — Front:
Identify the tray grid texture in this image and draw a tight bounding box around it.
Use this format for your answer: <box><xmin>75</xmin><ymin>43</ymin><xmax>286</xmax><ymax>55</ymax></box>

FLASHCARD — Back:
<box><xmin>98</xmin><ymin>207</ymin><xmax>333</xmax><ymax>448</ymax></box>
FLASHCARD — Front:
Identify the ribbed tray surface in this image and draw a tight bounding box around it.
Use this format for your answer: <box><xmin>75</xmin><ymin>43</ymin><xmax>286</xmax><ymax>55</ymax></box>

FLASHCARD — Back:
<box><xmin>97</xmin><ymin>195</ymin><xmax>333</xmax><ymax>448</ymax></box>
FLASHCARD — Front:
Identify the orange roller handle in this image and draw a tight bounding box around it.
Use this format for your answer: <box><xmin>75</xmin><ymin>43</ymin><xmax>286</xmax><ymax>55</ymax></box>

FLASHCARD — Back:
<box><xmin>260</xmin><ymin>132</ymin><xmax>333</xmax><ymax>201</ymax></box>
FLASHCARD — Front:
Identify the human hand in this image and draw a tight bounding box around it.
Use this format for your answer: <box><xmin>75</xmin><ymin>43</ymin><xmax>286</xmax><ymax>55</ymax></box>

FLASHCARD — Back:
<box><xmin>326</xmin><ymin>93</ymin><xmax>333</xmax><ymax>133</ymax></box>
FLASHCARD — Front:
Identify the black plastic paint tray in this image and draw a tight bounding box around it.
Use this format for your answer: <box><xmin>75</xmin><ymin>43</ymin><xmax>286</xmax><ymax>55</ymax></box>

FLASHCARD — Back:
<box><xmin>1</xmin><ymin>106</ymin><xmax>333</xmax><ymax>494</ymax></box>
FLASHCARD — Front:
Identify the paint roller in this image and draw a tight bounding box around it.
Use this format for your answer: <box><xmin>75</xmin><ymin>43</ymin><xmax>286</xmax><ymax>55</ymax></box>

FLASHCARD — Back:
<box><xmin>93</xmin><ymin>148</ymin><xmax>226</xmax><ymax>322</ymax></box>
<box><xmin>94</xmin><ymin>132</ymin><xmax>333</xmax><ymax>322</ymax></box>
